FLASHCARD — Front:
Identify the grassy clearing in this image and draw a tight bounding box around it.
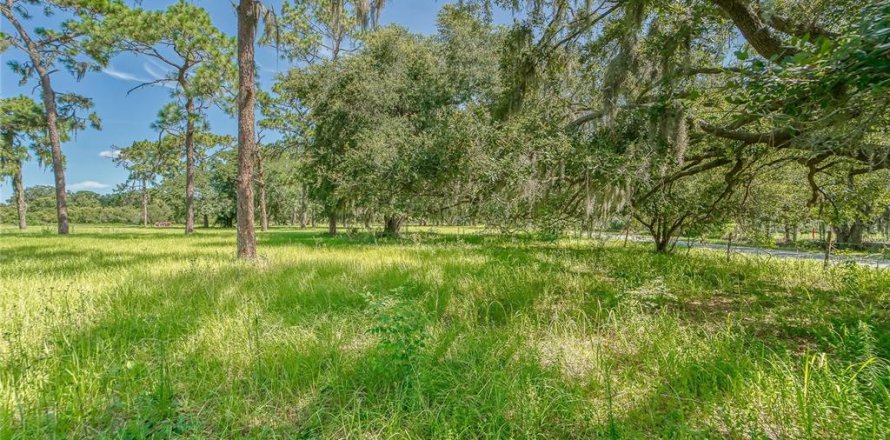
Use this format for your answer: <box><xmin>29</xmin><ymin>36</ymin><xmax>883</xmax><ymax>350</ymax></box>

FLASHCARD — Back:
<box><xmin>1</xmin><ymin>226</ymin><xmax>888</xmax><ymax>438</ymax></box>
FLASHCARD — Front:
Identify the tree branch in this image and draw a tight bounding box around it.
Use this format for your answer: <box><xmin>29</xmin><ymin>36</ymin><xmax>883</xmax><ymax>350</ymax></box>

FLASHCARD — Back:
<box><xmin>710</xmin><ymin>0</ymin><xmax>795</xmax><ymax>60</ymax></box>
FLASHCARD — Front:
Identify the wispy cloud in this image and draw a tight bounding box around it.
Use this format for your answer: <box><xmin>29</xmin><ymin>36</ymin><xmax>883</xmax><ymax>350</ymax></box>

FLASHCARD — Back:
<box><xmin>70</xmin><ymin>181</ymin><xmax>111</xmax><ymax>191</ymax></box>
<box><xmin>99</xmin><ymin>150</ymin><xmax>120</xmax><ymax>159</ymax></box>
<box><xmin>143</xmin><ymin>61</ymin><xmax>171</xmax><ymax>81</ymax></box>
<box><xmin>103</xmin><ymin>66</ymin><xmax>152</xmax><ymax>83</ymax></box>
<box><xmin>103</xmin><ymin>63</ymin><xmax>175</xmax><ymax>90</ymax></box>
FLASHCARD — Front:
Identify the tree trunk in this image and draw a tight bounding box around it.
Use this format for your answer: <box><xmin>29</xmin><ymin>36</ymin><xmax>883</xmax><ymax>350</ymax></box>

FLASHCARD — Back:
<box><xmin>257</xmin><ymin>151</ymin><xmax>269</xmax><ymax>232</ymax></box>
<box><xmin>236</xmin><ymin>0</ymin><xmax>258</xmax><ymax>259</ymax></box>
<box><xmin>383</xmin><ymin>214</ymin><xmax>404</xmax><ymax>236</ymax></box>
<box><xmin>833</xmin><ymin>220</ymin><xmax>865</xmax><ymax>248</ymax></box>
<box><xmin>299</xmin><ymin>184</ymin><xmax>308</xmax><ymax>228</ymax></box>
<box><xmin>37</xmin><ymin>72</ymin><xmax>69</xmax><ymax>235</ymax></box>
<box><xmin>623</xmin><ymin>224</ymin><xmax>630</xmax><ymax>247</ymax></box>
<box><xmin>141</xmin><ymin>179</ymin><xmax>149</xmax><ymax>228</ymax></box>
<box><xmin>642</xmin><ymin>214</ymin><xmax>683</xmax><ymax>254</ymax></box>
<box><xmin>13</xmin><ymin>159</ymin><xmax>27</xmax><ymax>230</ymax></box>
<box><xmin>203</xmin><ymin>213</ymin><xmax>209</xmax><ymax>228</ymax></box>
<box><xmin>328</xmin><ymin>214</ymin><xmax>337</xmax><ymax>236</ymax></box>
<box><xmin>184</xmin><ymin>96</ymin><xmax>196</xmax><ymax>235</ymax></box>
<box><xmin>726</xmin><ymin>232</ymin><xmax>734</xmax><ymax>259</ymax></box>
<box><xmin>654</xmin><ymin>236</ymin><xmax>670</xmax><ymax>253</ymax></box>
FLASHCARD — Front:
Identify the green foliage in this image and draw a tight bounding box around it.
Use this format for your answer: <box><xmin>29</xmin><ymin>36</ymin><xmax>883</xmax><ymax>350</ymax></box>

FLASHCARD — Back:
<box><xmin>0</xmin><ymin>95</ymin><xmax>44</xmax><ymax>174</ymax></box>
<box><xmin>89</xmin><ymin>0</ymin><xmax>235</xmax><ymax>101</ymax></box>
<box><xmin>276</xmin><ymin>18</ymin><xmax>502</xmax><ymax>228</ymax></box>
<box><xmin>366</xmin><ymin>289</ymin><xmax>428</xmax><ymax>378</ymax></box>
<box><xmin>0</xmin><ymin>185</ymin><xmax>151</xmax><ymax>225</ymax></box>
<box><xmin>2</xmin><ymin>0</ymin><xmax>125</xmax><ymax>82</ymax></box>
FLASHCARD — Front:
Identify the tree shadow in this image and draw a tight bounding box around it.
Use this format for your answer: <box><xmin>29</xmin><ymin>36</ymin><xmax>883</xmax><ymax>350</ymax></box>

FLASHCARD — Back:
<box><xmin>0</xmin><ymin>244</ymin><xmax>205</xmax><ymax>277</ymax></box>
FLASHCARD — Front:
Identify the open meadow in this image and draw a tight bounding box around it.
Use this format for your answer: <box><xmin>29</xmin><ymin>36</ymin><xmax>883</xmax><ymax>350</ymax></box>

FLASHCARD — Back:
<box><xmin>3</xmin><ymin>0</ymin><xmax>890</xmax><ymax>438</ymax></box>
<box><xmin>2</xmin><ymin>226</ymin><xmax>888</xmax><ymax>438</ymax></box>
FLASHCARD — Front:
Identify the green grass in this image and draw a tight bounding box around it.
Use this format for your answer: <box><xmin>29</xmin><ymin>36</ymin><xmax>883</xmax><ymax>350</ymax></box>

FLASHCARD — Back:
<box><xmin>1</xmin><ymin>226</ymin><xmax>889</xmax><ymax>439</ymax></box>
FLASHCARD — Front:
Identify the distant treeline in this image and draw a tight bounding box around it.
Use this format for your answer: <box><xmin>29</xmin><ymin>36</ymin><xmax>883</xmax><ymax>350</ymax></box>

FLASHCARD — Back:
<box><xmin>0</xmin><ymin>185</ymin><xmax>169</xmax><ymax>225</ymax></box>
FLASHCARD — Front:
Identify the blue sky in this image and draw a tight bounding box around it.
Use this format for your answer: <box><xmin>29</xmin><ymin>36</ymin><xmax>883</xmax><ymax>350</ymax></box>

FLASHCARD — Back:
<box><xmin>1</xmin><ymin>0</ymin><xmax>511</xmax><ymax>201</ymax></box>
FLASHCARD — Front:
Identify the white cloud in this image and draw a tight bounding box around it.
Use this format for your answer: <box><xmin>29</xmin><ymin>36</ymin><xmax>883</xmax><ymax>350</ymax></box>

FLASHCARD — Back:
<box><xmin>143</xmin><ymin>61</ymin><xmax>170</xmax><ymax>80</ymax></box>
<box><xmin>69</xmin><ymin>181</ymin><xmax>110</xmax><ymax>191</ymax></box>
<box><xmin>103</xmin><ymin>64</ymin><xmax>175</xmax><ymax>90</ymax></box>
<box><xmin>103</xmin><ymin>66</ymin><xmax>152</xmax><ymax>83</ymax></box>
<box><xmin>99</xmin><ymin>150</ymin><xmax>121</xmax><ymax>159</ymax></box>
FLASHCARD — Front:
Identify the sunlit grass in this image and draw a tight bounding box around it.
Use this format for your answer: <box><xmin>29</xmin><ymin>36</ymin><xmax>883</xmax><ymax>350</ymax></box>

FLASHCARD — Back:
<box><xmin>1</xmin><ymin>226</ymin><xmax>888</xmax><ymax>438</ymax></box>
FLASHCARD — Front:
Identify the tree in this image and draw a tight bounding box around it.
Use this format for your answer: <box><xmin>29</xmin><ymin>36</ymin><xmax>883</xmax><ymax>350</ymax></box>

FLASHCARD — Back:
<box><xmin>112</xmin><ymin>137</ymin><xmax>178</xmax><ymax>227</ymax></box>
<box><xmin>279</xmin><ymin>19</ymin><xmax>503</xmax><ymax>236</ymax></box>
<box><xmin>1</xmin><ymin>0</ymin><xmax>117</xmax><ymax>234</ymax></box>
<box><xmin>234</xmin><ymin>0</ymin><xmax>262</xmax><ymax>259</ymax></box>
<box><xmin>277</xmin><ymin>0</ymin><xmax>388</xmax><ymax>62</ymax></box>
<box><xmin>471</xmin><ymin>0</ymin><xmax>888</xmax><ymax>251</ymax></box>
<box><xmin>0</xmin><ymin>95</ymin><xmax>44</xmax><ymax>230</ymax></box>
<box><xmin>814</xmin><ymin>168</ymin><xmax>890</xmax><ymax>248</ymax></box>
<box><xmin>252</xmin><ymin>91</ymin><xmax>279</xmax><ymax>232</ymax></box>
<box><xmin>138</xmin><ymin>129</ymin><xmax>234</xmax><ymax>228</ymax></box>
<box><xmin>732</xmin><ymin>166</ymin><xmax>811</xmax><ymax>245</ymax></box>
<box><xmin>93</xmin><ymin>1</ymin><xmax>236</xmax><ymax>234</ymax></box>
<box><xmin>270</xmin><ymin>0</ymin><xmax>388</xmax><ymax>236</ymax></box>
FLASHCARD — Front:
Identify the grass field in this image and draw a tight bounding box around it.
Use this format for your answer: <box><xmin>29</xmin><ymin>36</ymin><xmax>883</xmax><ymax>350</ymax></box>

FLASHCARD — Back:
<box><xmin>1</xmin><ymin>226</ymin><xmax>889</xmax><ymax>439</ymax></box>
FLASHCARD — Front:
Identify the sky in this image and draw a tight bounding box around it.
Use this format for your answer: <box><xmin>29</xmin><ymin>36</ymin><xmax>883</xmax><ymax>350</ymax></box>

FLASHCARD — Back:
<box><xmin>1</xmin><ymin>0</ymin><xmax>512</xmax><ymax>202</ymax></box>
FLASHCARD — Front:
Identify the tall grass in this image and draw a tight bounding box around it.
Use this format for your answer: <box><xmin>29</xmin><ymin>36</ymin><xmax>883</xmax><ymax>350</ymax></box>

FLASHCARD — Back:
<box><xmin>1</xmin><ymin>226</ymin><xmax>888</xmax><ymax>438</ymax></box>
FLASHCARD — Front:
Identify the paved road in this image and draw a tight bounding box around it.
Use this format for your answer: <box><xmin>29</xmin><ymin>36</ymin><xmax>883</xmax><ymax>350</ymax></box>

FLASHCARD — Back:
<box><xmin>613</xmin><ymin>235</ymin><xmax>890</xmax><ymax>269</ymax></box>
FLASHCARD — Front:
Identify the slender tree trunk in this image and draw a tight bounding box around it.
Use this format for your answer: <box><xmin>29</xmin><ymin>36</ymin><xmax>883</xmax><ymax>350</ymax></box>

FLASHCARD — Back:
<box><xmin>203</xmin><ymin>213</ymin><xmax>209</xmax><ymax>228</ymax></box>
<box><xmin>299</xmin><ymin>185</ymin><xmax>308</xmax><ymax>228</ymax></box>
<box><xmin>184</xmin><ymin>96</ymin><xmax>196</xmax><ymax>235</ymax></box>
<box><xmin>13</xmin><ymin>160</ymin><xmax>27</xmax><ymax>230</ymax></box>
<box><xmin>38</xmin><ymin>72</ymin><xmax>69</xmax><ymax>235</ymax></box>
<box><xmin>726</xmin><ymin>232</ymin><xmax>734</xmax><ymax>259</ymax></box>
<box><xmin>328</xmin><ymin>214</ymin><xmax>337</xmax><ymax>236</ymax></box>
<box><xmin>141</xmin><ymin>179</ymin><xmax>149</xmax><ymax>228</ymax></box>
<box><xmin>236</xmin><ymin>0</ymin><xmax>258</xmax><ymax>259</ymax></box>
<box><xmin>257</xmin><ymin>151</ymin><xmax>269</xmax><ymax>232</ymax></box>
<box><xmin>623</xmin><ymin>224</ymin><xmax>630</xmax><ymax>247</ymax></box>
<box><xmin>824</xmin><ymin>227</ymin><xmax>833</xmax><ymax>267</ymax></box>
